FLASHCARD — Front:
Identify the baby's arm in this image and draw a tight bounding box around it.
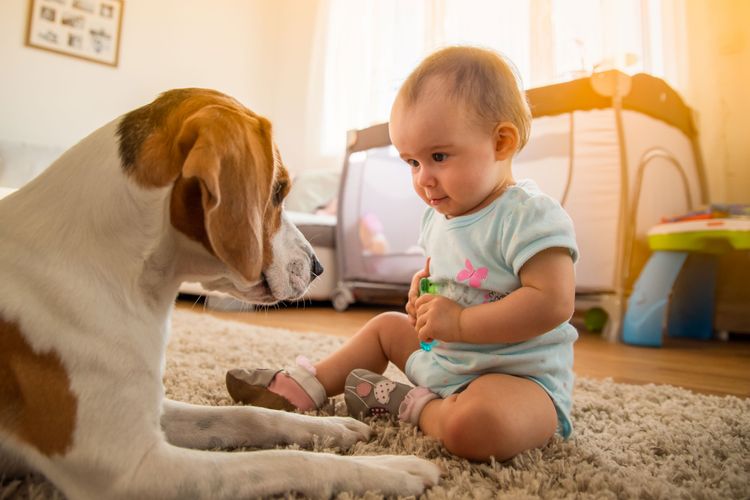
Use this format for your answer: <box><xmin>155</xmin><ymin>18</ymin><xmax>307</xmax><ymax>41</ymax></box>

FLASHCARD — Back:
<box><xmin>415</xmin><ymin>247</ymin><xmax>575</xmax><ymax>344</ymax></box>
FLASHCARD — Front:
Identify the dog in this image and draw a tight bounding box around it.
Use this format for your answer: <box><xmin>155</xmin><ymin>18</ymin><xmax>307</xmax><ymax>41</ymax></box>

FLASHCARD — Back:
<box><xmin>0</xmin><ymin>88</ymin><xmax>440</xmax><ymax>498</ymax></box>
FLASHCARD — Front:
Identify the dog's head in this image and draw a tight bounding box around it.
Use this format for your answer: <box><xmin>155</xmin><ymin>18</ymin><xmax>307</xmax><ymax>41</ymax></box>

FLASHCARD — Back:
<box><xmin>117</xmin><ymin>88</ymin><xmax>322</xmax><ymax>304</ymax></box>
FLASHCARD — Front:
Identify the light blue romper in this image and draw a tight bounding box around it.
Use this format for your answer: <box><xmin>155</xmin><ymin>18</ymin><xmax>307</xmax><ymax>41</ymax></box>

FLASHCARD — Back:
<box><xmin>405</xmin><ymin>179</ymin><xmax>579</xmax><ymax>438</ymax></box>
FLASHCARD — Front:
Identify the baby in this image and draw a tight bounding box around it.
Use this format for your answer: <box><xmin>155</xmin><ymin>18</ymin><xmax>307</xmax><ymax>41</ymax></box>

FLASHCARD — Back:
<box><xmin>226</xmin><ymin>46</ymin><xmax>579</xmax><ymax>462</ymax></box>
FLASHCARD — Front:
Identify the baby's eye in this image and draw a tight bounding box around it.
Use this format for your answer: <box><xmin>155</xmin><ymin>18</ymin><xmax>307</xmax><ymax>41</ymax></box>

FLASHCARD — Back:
<box><xmin>432</xmin><ymin>153</ymin><xmax>448</xmax><ymax>162</ymax></box>
<box><xmin>406</xmin><ymin>159</ymin><xmax>420</xmax><ymax>168</ymax></box>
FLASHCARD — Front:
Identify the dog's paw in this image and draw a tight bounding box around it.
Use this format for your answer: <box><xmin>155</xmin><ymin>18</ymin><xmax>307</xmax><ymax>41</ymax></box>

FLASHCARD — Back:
<box><xmin>339</xmin><ymin>454</ymin><xmax>441</xmax><ymax>496</ymax></box>
<box><xmin>290</xmin><ymin>414</ymin><xmax>373</xmax><ymax>449</ymax></box>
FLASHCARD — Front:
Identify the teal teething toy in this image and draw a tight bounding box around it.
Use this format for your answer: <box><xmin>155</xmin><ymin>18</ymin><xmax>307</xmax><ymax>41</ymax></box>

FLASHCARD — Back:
<box><xmin>418</xmin><ymin>278</ymin><xmax>439</xmax><ymax>351</ymax></box>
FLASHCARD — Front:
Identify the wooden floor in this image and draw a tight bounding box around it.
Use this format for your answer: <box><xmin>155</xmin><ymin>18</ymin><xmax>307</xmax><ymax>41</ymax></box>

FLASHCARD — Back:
<box><xmin>176</xmin><ymin>299</ymin><xmax>750</xmax><ymax>398</ymax></box>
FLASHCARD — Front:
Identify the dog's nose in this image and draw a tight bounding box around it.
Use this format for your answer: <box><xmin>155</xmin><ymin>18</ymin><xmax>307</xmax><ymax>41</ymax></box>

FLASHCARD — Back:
<box><xmin>310</xmin><ymin>255</ymin><xmax>324</xmax><ymax>280</ymax></box>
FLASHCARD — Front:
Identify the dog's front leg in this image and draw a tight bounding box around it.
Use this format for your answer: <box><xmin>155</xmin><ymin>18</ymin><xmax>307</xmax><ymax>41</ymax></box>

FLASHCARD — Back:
<box><xmin>161</xmin><ymin>399</ymin><xmax>371</xmax><ymax>450</ymax></box>
<box><xmin>124</xmin><ymin>443</ymin><xmax>440</xmax><ymax>498</ymax></box>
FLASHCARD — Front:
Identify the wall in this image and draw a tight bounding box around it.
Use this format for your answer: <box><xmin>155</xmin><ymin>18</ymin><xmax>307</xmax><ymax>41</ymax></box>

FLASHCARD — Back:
<box><xmin>254</xmin><ymin>0</ymin><xmax>330</xmax><ymax>172</ymax></box>
<box><xmin>0</xmin><ymin>0</ymin><xmax>276</xmax><ymax>149</ymax></box>
<box><xmin>685</xmin><ymin>0</ymin><xmax>750</xmax><ymax>204</ymax></box>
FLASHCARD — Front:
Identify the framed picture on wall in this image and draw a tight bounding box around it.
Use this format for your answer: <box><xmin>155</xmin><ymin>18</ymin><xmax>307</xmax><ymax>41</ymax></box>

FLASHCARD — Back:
<box><xmin>25</xmin><ymin>0</ymin><xmax>124</xmax><ymax>67</ymax></box>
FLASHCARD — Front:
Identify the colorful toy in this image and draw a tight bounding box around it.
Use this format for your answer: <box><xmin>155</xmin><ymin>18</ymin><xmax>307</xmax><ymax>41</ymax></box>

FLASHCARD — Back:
<box><xmin>418</xmin><ymin>278</ymin><xmax>439</xmax><ymax>351</ymax></box>
<box><xmin>358</xmin><ymin>212</ymin><xmax>389</xmax><ymax>255</ymax></box>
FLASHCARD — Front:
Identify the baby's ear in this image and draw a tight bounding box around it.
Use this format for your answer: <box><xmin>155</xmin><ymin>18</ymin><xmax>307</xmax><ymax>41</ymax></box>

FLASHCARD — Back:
<box><xmin>493</xmin><ymin>122</ymin><xmax>520</xmax><ymax>161</ymax></box>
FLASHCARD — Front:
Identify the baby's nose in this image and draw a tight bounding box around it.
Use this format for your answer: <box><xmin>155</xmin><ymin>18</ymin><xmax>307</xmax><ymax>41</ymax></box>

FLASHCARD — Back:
<box><xmin>416</xmin><ymin>167</ymin><xmax>436</xmax><ymax>187</ymax></box>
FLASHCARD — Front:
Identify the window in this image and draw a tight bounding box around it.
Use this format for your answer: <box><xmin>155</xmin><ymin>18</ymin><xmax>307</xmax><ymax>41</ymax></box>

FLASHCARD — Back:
<box><xmin>313</xmin><ymin>0</ymin><xmax>681</xmax><ymax>157</ymax></box>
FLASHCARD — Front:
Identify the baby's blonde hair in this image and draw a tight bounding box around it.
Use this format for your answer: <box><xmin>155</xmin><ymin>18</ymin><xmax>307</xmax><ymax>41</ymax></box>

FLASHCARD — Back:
<box><xmin>397</xmin><ymin>46</ymin><xmax>531</xmax><ymax>151</ymax></box>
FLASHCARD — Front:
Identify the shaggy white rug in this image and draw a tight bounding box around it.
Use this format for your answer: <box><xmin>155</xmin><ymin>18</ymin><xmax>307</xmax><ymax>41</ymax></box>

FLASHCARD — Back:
<box><xmin>2</xmin><ymin>308</ymin><xmax>749</xmax><ymax>499</ymax></box>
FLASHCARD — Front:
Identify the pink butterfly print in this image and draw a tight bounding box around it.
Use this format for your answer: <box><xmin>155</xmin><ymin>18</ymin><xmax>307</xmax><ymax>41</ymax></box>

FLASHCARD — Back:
<box><xmin>456</xmin><ymin>259</ymin><xmax>489</xmax><ymax>288</ymax></box>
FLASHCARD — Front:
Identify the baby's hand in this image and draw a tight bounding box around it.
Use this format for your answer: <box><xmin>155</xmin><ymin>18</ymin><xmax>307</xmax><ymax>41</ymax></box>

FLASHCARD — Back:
<box><xmin>406</xmin><ymin>257</ymin><xmax>430</xmax><ymax>326</ymax></box>
<box><xmin>414</xmin><ymin>294</ymin><xmax>463</xmax><ymax>344</ymax></box>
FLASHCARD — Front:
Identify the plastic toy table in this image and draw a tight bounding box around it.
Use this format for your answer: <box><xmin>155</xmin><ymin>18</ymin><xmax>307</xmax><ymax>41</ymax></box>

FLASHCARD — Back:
<box><xmin>622</xmin><ymin>218</ymin><xmax>750</xmax><ymax>346</ymax></box>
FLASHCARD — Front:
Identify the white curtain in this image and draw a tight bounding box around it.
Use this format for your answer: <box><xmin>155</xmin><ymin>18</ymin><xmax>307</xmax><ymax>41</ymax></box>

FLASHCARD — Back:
<box><xmin>307</xmin><ymin>0</ymin><xmax>689</xmax><ymax>160</ymax></box>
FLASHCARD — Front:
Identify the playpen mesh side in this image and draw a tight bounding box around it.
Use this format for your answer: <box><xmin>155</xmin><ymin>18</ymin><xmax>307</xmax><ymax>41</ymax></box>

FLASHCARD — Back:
<box><xmin>338</xmin><ymin>145</ymin><xmax>425</xmax><ymax>285</ymax></box>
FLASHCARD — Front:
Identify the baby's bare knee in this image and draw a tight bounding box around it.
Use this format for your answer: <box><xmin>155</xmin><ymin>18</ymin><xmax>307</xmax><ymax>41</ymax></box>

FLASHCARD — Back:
<box><xmin>440</xmin><ymin>401</ymin><xmax>517</xmax><ymax>462</ymax></box>
<box><xmin>377</xmin><ymin>311</ymin><xmax>410</xmax><ymax>324</ymax></box>
<box><xmin>364</xmin><ymin>311</ymin><xmax>416</xmax><ymax>367</ymax></box>
<box><xmin>441</xmin><ymin>404</ymin><xmax>490</xmax><ymax>459</ymax></box>
<box><xmin>360</xmin><ymin>312</ymin><xmax>406</xmax><ymax>338</ymax></box>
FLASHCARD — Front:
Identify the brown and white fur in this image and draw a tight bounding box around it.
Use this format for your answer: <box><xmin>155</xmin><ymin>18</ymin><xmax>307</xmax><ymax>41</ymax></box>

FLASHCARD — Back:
<box><xmin>0</xmin><ymin>89</ymin><xmax>439</xmax><ymax>498</ymax></box>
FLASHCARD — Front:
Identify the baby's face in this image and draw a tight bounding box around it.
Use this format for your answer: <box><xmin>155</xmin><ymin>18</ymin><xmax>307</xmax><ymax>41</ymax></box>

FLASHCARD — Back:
<box><xmin>390</xmin><ymin>82</ymin><xmax>510</xmax><ymax>218</ymax></box>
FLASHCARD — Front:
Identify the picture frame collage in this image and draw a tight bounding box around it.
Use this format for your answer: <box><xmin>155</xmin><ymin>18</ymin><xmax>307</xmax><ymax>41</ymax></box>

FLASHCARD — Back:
<box><xmin>25</xmin><ymin>0</ymin><xmax>124</xmax><ymax>67</ymax></box>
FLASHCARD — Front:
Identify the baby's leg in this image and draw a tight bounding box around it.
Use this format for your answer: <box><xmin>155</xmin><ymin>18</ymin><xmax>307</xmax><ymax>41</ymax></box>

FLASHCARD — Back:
<box><xmin>226</xmin><ymin>311</ymin><xmax>420</xmax><ymax>411</ymax></box>
<box><xmin>315</xmin><ymin>311</ymin><xmax>421</xmax><ymax>396</ymax></box>
<box><xmin>419</xmin><ymin>374</ymin><xmax>558</xmax><ymax>462</ymax></box>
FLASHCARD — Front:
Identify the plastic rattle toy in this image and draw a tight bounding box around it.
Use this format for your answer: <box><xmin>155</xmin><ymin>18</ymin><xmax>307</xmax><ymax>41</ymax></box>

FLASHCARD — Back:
<box><xmin>418</xmin><ymin>278</ymin><xmax>439</xmax><ymax>351</ymax></box>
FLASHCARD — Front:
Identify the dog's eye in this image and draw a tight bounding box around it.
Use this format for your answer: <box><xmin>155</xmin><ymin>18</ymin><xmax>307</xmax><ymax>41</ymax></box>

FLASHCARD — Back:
<box><xmin>272</xmin><ymin>180</ymin><xmax>288</xmax><ymax>206</ymax></box>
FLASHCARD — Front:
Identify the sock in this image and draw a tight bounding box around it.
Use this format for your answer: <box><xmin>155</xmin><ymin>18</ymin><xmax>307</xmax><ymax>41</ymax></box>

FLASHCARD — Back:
<box><xmin>267</xmin><ymin>356</ymin><xmax>318</xmax><ymax>411</ymax></box>
<box><xmin>398</xmin><ymin>386</ymin><xmax>439</xmax><ymax>425</ymax></box>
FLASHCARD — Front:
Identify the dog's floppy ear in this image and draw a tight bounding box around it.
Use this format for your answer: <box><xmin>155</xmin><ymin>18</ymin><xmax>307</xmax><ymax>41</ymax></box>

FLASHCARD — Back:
<box><xmin>177</xmin><ymin>105</ymin><xmax>274</xmax><ymax>282</ymax></box>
